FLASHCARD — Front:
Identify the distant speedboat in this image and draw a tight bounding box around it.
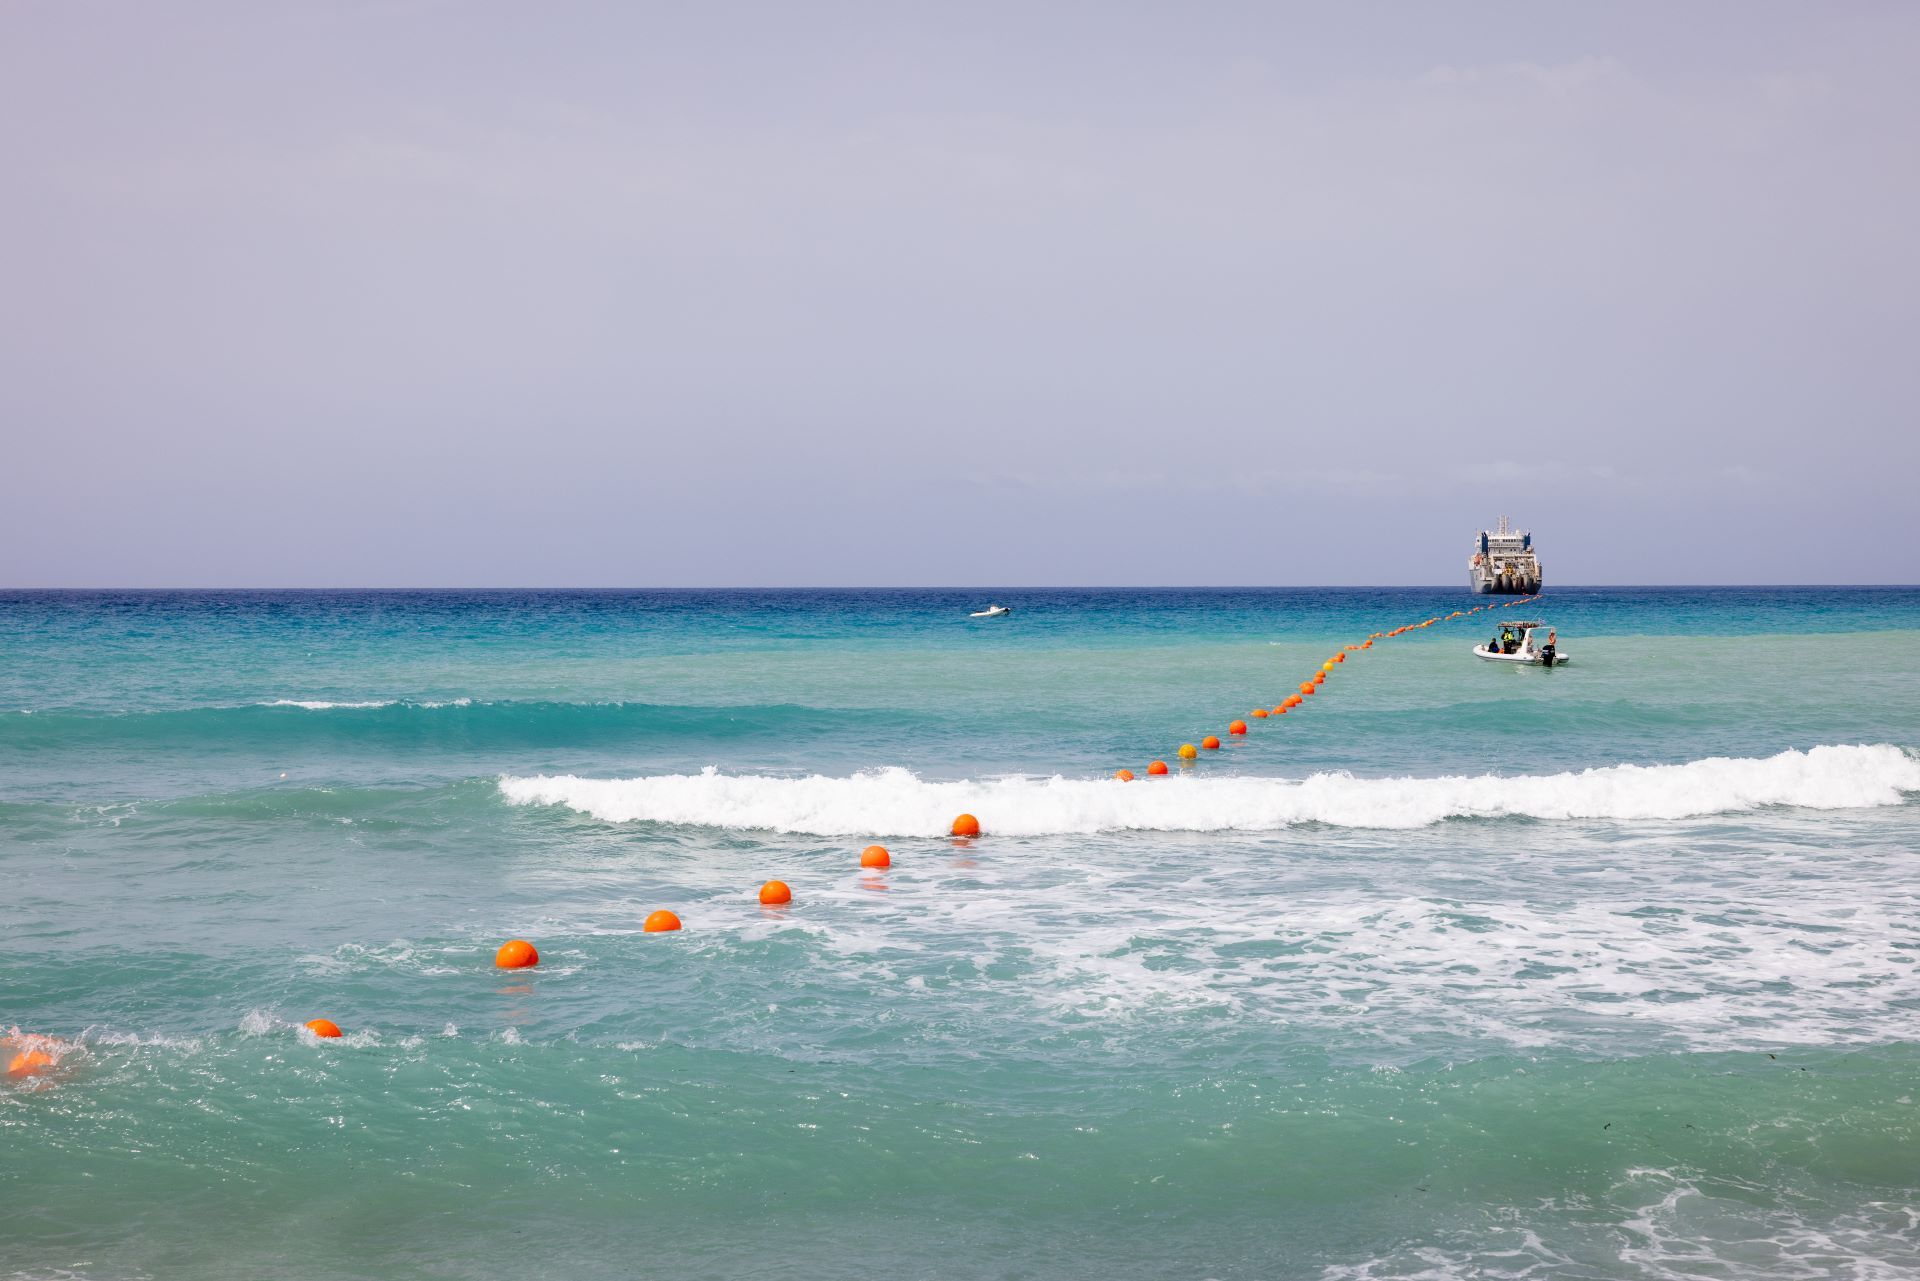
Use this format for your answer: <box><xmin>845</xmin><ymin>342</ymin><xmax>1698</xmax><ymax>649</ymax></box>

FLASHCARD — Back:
<box><xmin>1473</xmin><ymin>620</ymin><xmax>1567</xmax><ymax>667</ymax></box>
<box><xmin>970</xmin><ymin>604</ymin><xmax>1011</xmax><ymax>619</ymax></box>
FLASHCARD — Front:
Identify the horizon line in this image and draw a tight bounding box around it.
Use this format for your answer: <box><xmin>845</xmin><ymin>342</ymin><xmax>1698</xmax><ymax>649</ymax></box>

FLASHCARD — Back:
<box><xmin>3</xmin><ymin>583</ymin><xmax>1917</xmax><ymax>593</ymax></box>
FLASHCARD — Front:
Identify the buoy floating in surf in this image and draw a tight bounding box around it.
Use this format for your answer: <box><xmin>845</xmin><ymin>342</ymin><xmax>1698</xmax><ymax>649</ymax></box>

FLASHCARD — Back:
<box><xmin>495</xmin><ymin>939</ymin><xmax>539</xmax><ymax>969</ymax></box>
<box><xmin>7</xmin><ymin>1048</ymin><xmax>57</xmax><ymax>1078</ymax></box>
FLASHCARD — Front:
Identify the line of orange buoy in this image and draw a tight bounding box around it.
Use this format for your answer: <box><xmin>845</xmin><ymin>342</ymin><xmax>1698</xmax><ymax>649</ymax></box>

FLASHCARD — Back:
<box><xmin>27</xmin><ymin>604</ymin><xmax>1557</xmax><ymax>1055</ymax></box>
<box><xmin>1114</xmin><ymin>595</ymin><xmax>1540</xmax><ymax>781</ymax></box>
<box><xmin>267</xmin><ymin>814</ymin><xmax>991</xmax><ymax>1045</ymax></box>
<box><xmin>277</xmin><ymin>597</ymin><xmax>1537</xmax><ymax>1040</ymax></box>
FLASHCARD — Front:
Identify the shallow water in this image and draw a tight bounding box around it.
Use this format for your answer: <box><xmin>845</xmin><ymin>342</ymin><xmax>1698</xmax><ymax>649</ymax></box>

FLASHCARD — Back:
<box><xmin>4</xmin><ymin>588</ymin><xmax>1918</xmax><ymax>1279</ymax></box>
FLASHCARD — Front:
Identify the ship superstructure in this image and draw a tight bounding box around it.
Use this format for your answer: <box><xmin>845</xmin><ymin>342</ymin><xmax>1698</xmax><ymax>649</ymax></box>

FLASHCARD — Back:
<box><xmin>1469</xmin><ymin>516</ymin><xmax>1542</xmax><ymax>595</ymax></box>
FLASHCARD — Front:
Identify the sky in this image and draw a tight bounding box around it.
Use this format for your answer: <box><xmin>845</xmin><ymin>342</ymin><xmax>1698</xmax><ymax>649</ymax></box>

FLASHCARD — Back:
<box><xmin>3</xmin><ymin>1</ymin><xmax>1917</xmax><ymax>586</ymax></box>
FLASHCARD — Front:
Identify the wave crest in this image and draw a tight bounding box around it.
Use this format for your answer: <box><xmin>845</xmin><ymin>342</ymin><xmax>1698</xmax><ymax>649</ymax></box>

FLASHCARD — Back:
<box><xmin>260</xmin><ymin>698</ymin><xmax>472</xmax><ymax>710</ymax></box>
<box><xmin>498</xmin><ymin>744</ymin><xmax>1920</xmax><ymax>836</ymax></box>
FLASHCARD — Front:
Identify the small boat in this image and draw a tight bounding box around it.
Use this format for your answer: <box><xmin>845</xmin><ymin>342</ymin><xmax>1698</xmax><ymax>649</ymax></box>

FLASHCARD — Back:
<box><xmin>970</xmin><ymin>604</ymin><xmax>1012</xmax><ymax>619</ymax></box>
<box><xmin>1472</xmin><ymin>620</ymin><xmax>1568</xmax><ymax>667</ymax></box>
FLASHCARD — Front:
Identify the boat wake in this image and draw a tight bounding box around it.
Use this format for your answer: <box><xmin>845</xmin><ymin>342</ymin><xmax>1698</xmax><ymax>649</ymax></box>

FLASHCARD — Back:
<box><xmin>499</xmin><ymin>744</ymin><xmax>1920</xmax><ymax>836</ymax></box>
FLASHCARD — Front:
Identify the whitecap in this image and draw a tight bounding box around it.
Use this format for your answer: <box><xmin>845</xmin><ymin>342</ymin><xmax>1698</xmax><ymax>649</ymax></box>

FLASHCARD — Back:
<box><xmin>497</xmin><ymin>745</ymin><xmax>1920</xmax><ymax>837</ymax></box>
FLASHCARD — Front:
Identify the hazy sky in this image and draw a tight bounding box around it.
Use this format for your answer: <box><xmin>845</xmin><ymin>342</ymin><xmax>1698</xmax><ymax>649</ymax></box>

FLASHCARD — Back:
<box><xmin>4</xmin><ymin>1</ymin><xmax>1916</xmax><ymax>586</ymax></box>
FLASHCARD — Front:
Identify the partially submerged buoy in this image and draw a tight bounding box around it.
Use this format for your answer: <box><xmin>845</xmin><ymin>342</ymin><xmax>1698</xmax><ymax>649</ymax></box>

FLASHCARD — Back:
<box><xmin>1228</xmin><ymin>720</ymin><xmax>1248</xmax><ymax>735</ymax></box>
<box><xmin>861</xmin><ymin>845</ymin><xmax>891</xmax><ymax>868</ymax></box>
<box><xmin>1201</xmin><ymin>735</ymin><xmax>1221</xmax><ymax>750</ymax></box>
<box><xmin>1114</xmin><ymin>769</ymin><xmax>1135</xmax><ymax>781</ymax></box>
<box><xmin>643</xmin><ymin>910</ymin><xmax>682</xmax><ymax>933</ymax></box>
<box><xmin>1250</xmin><ymin>708</ymin><xmax>1268</xmax><ymax>718</ymax></box>
<box><xmin>1147</xmin><ymin>760</ymin><xmax>1169</xmax><ymax>775</ymax></box>
<box><xmin>1178</xmin><ymin>743</ymin><xmax>1198</xmax><ymax>760</ymax></box>
<box><xmin>495</xmin><ymin>939</ymin><xmax>539</xmax><ymax>969</ymax></box>
<box><xmin>951</xmin><ymin>813</ymin><xmax>981</xmax><ymax>838</ymax></box>
<box><xmin>758</xmin><ymin>880</ymin><xmax>791</xmax><ymax>905</ymax></box>
<box><xmin>304</xmin><ymin>1018</ymin><xmax>343</xmax><ymax>1039</ymax></box>
<box><xmin>6</xmin><ymin>1049</ymin><xmax>56</xmax><ymax>1078</ymax></box>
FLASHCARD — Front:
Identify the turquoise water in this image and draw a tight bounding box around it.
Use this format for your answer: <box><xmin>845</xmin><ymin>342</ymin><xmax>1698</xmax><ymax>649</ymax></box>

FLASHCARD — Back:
<box><xmin>5</xmin><ymin>587</ymin><xmax>1919</xmax><ymax>1279</ymax></box>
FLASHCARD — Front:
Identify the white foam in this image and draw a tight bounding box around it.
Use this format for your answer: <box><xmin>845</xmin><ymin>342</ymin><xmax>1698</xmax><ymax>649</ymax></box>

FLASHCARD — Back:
<box><xmin>497</xmin><ymin>745</ymin><xmax>1920</xmax><ymax>836</ymax></box>
<box><xmin>259</xmin><ymin>697</ymin><xmax>469</xmax><ymax>710</ymax></box>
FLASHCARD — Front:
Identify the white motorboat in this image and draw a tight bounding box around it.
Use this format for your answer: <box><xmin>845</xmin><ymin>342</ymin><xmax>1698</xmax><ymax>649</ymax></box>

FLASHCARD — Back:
<box><xmin>970</xmin><ymin>604</ymin><xmax>1012</xmax><ymax>619</ymax></box>
<box><xmin>1473</xmin><ymin>620</ymin><xmax>1568</xmax><ymax>667</ymax></box>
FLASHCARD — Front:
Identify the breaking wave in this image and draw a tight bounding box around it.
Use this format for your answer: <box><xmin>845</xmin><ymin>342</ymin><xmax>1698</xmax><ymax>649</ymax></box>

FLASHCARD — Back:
<box><xmin>498</xmin><ymin>743</ymin><xmax>1920</xmax><ymax>836</ymax></box>
<box><xmin>260</xmin><ymin>698</ymin><xmax>473</xmax><ymax>710</ymax></box>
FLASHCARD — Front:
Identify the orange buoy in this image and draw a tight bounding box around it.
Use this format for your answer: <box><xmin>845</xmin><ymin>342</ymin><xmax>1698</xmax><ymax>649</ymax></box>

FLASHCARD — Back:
<box><xmin>7</xmin><ymin>1049</ymin><xmax>56</xmax><ymax>1077</ymax></box>
<box><xmin>1178</xmin><ymin>743</ymin><xmax>1198</xmax><ymax>760</ymax></box>
<box><xmin>304</xmin><ymin>1018</ymin><xmax>343</xmax><ymax>1039</ymax></box>
<box><xmin>861</xmin><ymin>844</ymin><xmax>891</xmax><ymax>868</ymax></box>
<box><xmin>1274</xmin><ymin>704</ymin><xmax>1289</xmax><ymax>714</ymax></box>
<box><xmin>1147</xmin><ymin>760</ymin><xmax>1169</xmax><ymax>775</ymax></box>
<box><xmin>643</xmin><ymin>909</ymin><xmax>682</xmax><ymax>933</ymax></box>
<box><xmin>1313</xmin><ymin>672</ymin><xmax>1325</xmax><ymax>684</ymax></box>
<box><xmin>1300</xmin><ymin>683</ymin><xmax>1315</xmax><ymax>696</ymax></box>
<box><xmin>1228</xmin><ymin>720</ymin><xmax>1248</xmax><ymax>735</ymax></box>
<box><xmin>1250</xmin><ymin>708</ymin><xmax>1268</xmax><ymax>718</ymax></box>
<box><xmin>1114</xmin><ymin>768</ymin><xmax>1135</xmax><ymax>781</ymax></box>
<box><xmin>1201</xmin><ymin>735</ymin><xmax>1221</xmax><ymax>750</ymax></box>
<box><xmin>758</xmin><ymin>880</ymin><xmax>792</xmax><ymax>905</ymax></box>
<box><xmin>1333</xmin><ymin>653</ymin><xmax>1345</xmax><ymax>663</ymax></box>
<box><xmin>494</xmin><ymin>939</ymin><xmax>539</xmax><ymax>969</ymax></box>
<box><xmin>1361</xmin><ymin>640</ymin><xmax>1372</xmax><ymax>649</ymax></box>
<box><xmin>951</xmin><ymin>813</ymin><xmax>981</xmax><ymax>838</ymax></box>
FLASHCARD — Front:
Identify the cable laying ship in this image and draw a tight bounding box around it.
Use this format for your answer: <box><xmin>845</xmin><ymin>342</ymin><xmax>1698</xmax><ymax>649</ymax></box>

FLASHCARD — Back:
<box><xmin>1469</xmin><ymin>516</ymin><xmax>1543</xmax><ymax>595</ymax></box>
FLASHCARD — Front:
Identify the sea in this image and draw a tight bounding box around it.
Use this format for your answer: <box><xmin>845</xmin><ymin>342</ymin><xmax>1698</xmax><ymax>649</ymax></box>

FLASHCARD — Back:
<box><xmin>4</xmin><ymin>586</ymin><xmax>1918</xmax><ymax>1281</ymax></box>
